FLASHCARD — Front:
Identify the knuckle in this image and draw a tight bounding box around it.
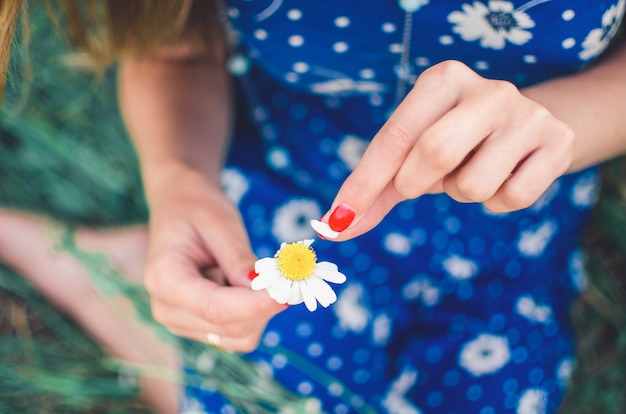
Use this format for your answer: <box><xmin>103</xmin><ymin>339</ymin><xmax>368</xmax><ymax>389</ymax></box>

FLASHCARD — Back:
<box><xmin>498</xmin><ymin>183</ymin><xmax>537</xmax><ymax>211</ymax></box>
<box><xmin>393</xmin><ymin>172</ymin><xmax>420</xmax><ymax>200</ymax></box>
<box><xmin>489</xmin><ymin>79</ymin><xmax>518</xmax><ymax>101</ymax></box>
<box><xmin>143</xmin><ymin>265</ymin><xmax>164</xmax><ymax>296</ymax></box>
<box><xmin>420</xmin><ymin>60</ymin><xmax>469</xmax><ymax>85</ymax></box>
<box><xmin>419</xmin><ymin>131</ymin><xmax>458</xmax><ymax>171</ymax></box>
<box><xmin>237</xmin><ymin>336</ymin><xmax>261</xmax><ymax>353</ymax></box>
<box><xmin>228</xmin><ymin>322</ymin><xmax>253</xmax><ymax>338</ymax></box>
<box><xmin>454</xmin><ymin>175</ymin><xmax>493</xmax><ymax>202</ymax></box>
<box><xmin>150</xmin><ymin>304</ymin><xmax>168</xmax><ymax>325</ymax></box>
<box><xmin>383</xmin><ymin>123</ymin><xmax>415</xmax><ymax>150</ymax></box>
<box><xmin>203</xmin><ymin>301</ymin><xmax>227</xmax><ymax>324</ymax></box>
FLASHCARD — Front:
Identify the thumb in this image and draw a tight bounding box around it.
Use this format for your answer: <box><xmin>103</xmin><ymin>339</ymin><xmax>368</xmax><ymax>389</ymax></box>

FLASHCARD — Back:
<box><xmin>198</xmin><ymin>210</ymin><xmax>258</xmax><ymax>288</ymax></box>
<box><xmin>311</xmin><ymin>182</ymin><xmax>405</xmax><ymax>241</ymax></box>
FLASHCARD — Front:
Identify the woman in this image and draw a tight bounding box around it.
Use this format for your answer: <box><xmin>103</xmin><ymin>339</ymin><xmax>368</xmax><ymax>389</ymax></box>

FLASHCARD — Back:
<box><xmin>2</xmin><ymin>0</ymin><xmax>626</xmax><ymax>412</ymax></box>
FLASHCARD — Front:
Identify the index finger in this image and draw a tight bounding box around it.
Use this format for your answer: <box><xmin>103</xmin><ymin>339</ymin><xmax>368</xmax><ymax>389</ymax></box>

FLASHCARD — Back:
<box><xmin>313</xmin><ymin>63</ymin><xmax>465</xmax><ymax>239</ymax></box>
<box><xmin>146</xmin><ymin>254</ymin><xmax>285</xmax><ymax>324</ymax></box>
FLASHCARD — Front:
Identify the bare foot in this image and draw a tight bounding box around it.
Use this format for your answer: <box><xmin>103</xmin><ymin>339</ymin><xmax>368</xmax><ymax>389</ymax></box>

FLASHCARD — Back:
<box><xmin>0</xmin><ymin>209</ymin><xmax>180</xmax><ymax>413</ymax></box>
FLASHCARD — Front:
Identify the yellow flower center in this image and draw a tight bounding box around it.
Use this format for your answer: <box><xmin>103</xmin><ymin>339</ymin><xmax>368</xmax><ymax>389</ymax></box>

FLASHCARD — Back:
<box><xmin>275</xmin><ymin>242</ymin><xmax>317</xmax><ymax>281</ymax></box>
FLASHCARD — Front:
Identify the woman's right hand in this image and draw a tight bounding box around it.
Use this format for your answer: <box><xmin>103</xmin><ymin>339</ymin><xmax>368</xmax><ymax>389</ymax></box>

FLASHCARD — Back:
<box><xmin>143</xmin><ymin>165</ymin><xmax>286</xmax><ymax>352</ymax></box>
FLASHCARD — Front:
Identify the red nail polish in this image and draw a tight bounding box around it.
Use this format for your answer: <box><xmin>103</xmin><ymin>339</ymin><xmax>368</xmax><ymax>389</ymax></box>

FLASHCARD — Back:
<box><xmin>248</xmin><ymin>269</ymin><xmax>258</xmax><ymax>281</ymax></box>
<box><xmin>328</xmin><ymin>204</ymin><xmax>355</xmax><ymax>232</ymax></box>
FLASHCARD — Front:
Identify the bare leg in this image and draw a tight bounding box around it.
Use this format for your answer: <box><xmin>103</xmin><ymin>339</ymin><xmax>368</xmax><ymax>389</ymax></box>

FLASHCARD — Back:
<box><xmin>0</xmin><ymin>209</ymin><xmax>180</xmax><ymax>413</ymax></box>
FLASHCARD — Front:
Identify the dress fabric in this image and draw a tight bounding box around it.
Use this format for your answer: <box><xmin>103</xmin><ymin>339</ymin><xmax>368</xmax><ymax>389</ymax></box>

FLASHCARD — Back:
<box><xmin>185</xmin><ymin>1</ymin><xmax>625</xmax><ymax>413</ymax></box>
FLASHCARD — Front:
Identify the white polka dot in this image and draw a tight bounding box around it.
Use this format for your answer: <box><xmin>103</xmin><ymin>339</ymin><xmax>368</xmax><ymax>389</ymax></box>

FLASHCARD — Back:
<box><xmin>562</xmin><ymin>9</ymin><xmax>575</xmax><ymax>21</ymax></box>
<box><xmin>288</xmin><ymin>35</ymin><xmax>305</xmax><ymax>47</ymax></box>
<box><xmin>253</xmin><ymin>106</ymin><xmax>268</xmax><ymax>122</ymax></box>
<box><xmin>439</xmin><ymin>35</ymin><xmax>454</xmax><ymax>45</ymax></box>
<box><xmin>523</xmin><ymin>55</ymin><xmax>537</xmax><ymax>64</ymax></box>
<box><xmin>334</xmin><ymin>405</ymin><xmax>349</xmax><ymax>414</ymax></box>
<box><xmin>271</xmin><ymin>354</ymin><xmax>288</xmax><ymax>369</ymax></box>
<box><xmin>359</xmin><ymin>68</ymin><xmax>375</xmax><ymax>79</ymax></box>
<box><xmin>384</xmin><ymin>232</ymin><xmax>412</xmax><ymax>256</ymax></box>
<box><xmin>267</xmin><ymin>147</ymin><xmax>290</xmax><ymax>169</ymax></box>
<box><xmin>307</xmin><ymin>342</ymin><xmax>324</xmax><ymax>357</ymax></box>
<box><xmin>254</xmin><ymin>29</ymin><xmax>268</xmax><ymax>40</ymax></box>
<box><xmin>382</xmin><ymin>22</ymin><xmax>397</xmax><ymax>33</ymax></box>
<box><xmin>327</xmin><ymin>356</ymin><xmax>343</xmax><ymax>370</ymax></box>
<box><xmin>474</xmin><ymin>61</ymin><xmax>489</xmax><ymax>70</ymax></box>
<box><xmin>226</xmin><ymin>54</ymin><xmax>250</xmax><ymax>76</ymax></box>
<box><xmin>296</xmin><ymin>322</ymin><xmax>313</xmax><ymax>337</ymax></box>
<box><xmin>262</xmin><ymin>331</ymin><xmax>280</xmax><ymax>347</ymax></box>
<box><xmin>415</xmin><ymin>56</ymin><xmax>430</xmax><ymax>66</ymax></box>
<box><xmin>562</xmin><ymin>38</ymin><xmax>576</xmax><ymax>49</ymax></box>
<box><xmin>287</xmin><ymin>9</ymin><xmax>302</xmax><ymax>20</ymax></box>
<box><xmin>284</xmin><ymin>72</ymin><xmax>299</xmax><ymax>83</ymax></box>
<box><xmin>389</xmin><ymin>43</ymin><xmax>403</xmax><ymax>53</ymax></box>
<box><xmin>297</xmin><ymin>381</ymin><xmax>314</xmax><ymax>395</ymax></box>
<box><xmin>369</xmin><ymin>94</ymin><xmax>383</xmax><ymax>107</ymax></box>
<box><xmin>221</xmin><ymin>406</ymin><xmax>236</xmax><ymax>414</ymax></box>
<box><xmin>333</xmin><ymin>42</ymin><xmax>349</xmax><ymax>53</ymax></box>
<box><xmin>227</xmin><ymin>7</ymin><xmax>239</xmax><ymax>18</ymax></box>
<box><xmin>293</xmin><ymin>62</ymin><xmax>310</xmax><ymax>73</ymax></box>
<box><xmin>328</xmin><ymin>382</ymin><xmax>344</xmax><ymax>396</ymax></box>
<box><xmin>334</xmin><ymin>16</ymin><xmax>350</xmax><ymax>27</ymax></box>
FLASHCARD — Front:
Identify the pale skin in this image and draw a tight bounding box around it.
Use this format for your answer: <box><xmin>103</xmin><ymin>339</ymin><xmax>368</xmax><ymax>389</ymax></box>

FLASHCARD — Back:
<box><xmin>119</xmin><ymin>38</ymin><xmax>626</xmax><ymax>352</ymax></box>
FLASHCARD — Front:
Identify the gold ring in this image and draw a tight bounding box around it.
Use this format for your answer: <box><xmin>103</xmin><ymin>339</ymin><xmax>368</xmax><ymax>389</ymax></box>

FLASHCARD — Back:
<box><xmin>206</xmin><ymin>332</ymin><xmax>222</xmax><ymax>348</ymax></box>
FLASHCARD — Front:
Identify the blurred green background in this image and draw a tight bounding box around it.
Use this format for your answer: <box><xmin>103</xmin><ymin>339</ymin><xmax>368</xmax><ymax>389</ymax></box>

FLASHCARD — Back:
<box><xmin>1</xmin><ymin>3</ymin><xmax>625</xmax><ymax>413</ymax></box>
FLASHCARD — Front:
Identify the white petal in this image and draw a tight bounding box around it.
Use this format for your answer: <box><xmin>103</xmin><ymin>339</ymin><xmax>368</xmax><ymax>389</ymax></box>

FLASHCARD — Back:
<box><xmin>266</xmin><ymin>276</ymin><xmax>292</xmax><ymax>304</ymax></box>
<box><xmin>315</xmin><ymin>261</ymin><xmax>338</xmax><ymax>272</ymax></box>
<box><xmin>490</xmin><ymin>1</ymin><xmax>512</xmax><ymax>12</ymax></box>
<box><xmin>306</xmin><ymin>277</ymin><xmax>337</xmax><ymax>308</ymax></box>
<box><xmin>250</xmin><ymin>268</ymin><xmax>281</xmax><ymax>290</ymax></box>
<box><xmin>300</xmin><ymin>281</ymin><xmax>318</xmax><ymax>311</ymax></box>
<box><xmin>315</xmin><ymin>262</ymin><xmax>347</xmax><ymax>284</ymax></box>
<box><xmin>255</xmin><ymin>257</ymin><xmax>277</xmax><ymax>274</ymax></box>
<box><xmin>287</xmin><ymin>281</ymin><xmax>305</xmax><ymax>305</ymax></box>
<box><xmin>301</xmin><ymin>239</ymin><xmax>315</xmax><ymax>247</ymax></box>
<box><xmin>309</xmin><ymin>220</ymin><xmax>339</xmax><ymax>239</ymax></box>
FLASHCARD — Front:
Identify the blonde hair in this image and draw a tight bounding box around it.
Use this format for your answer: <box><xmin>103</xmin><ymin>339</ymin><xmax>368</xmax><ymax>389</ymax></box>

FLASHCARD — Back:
<box><xmin>0</xmin><ymin>0</ymin><xmax>25</xmax><ymax>102</ymax></box>
<box><xmin>0</xmin><ymin>0</ymin><xmax>222</xmax><ymax>103</ymax></box>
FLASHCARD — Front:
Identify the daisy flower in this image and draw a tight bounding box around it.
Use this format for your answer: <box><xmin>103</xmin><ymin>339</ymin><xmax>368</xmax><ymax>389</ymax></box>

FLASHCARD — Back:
<box><xmin>251</xmin><ymin>239</ymin><xmax>347</xmax><ymax>311</ymax></box>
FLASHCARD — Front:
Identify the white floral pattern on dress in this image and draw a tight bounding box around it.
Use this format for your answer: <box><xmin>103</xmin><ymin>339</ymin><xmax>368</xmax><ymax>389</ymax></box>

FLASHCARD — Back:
<box><xmin>381</xmin><ymin>366</ymin><xmax>422</xmax><ymax>414</ymax></box>
<box><xmin>579</xmin><ymin>0</ymin><xmax>625</xmax><ymax>61</ymax></box>
<box><xmin>272</xmin><ymin>198</ymin><xmax>322</xmax><ymax>242</ymax></box>
<box><xmin>221</xmin><ymin>167</ymin><xmax>250</xmax><ymax>206</ymax></box>
<box><xmin>448</xmin><ymin>1</ymin><xmax>536</xmax><ymax>49</ymax></box>
<box><xmin>517</xmin><ymin>220</ymin><xmax>557</xmax><ymax>257</ymax></box>
<box><xmin>334</xmin><ymin>283</ymin><xmax>371</xmax><ymax>333</ymax></box>
<box><xmin>443</xmin><ymin>254</ymin><xmax>479</xmax><ymax>280</ymax></box>
<box><xmin>517</xmin><ymin>388</ymin><xmax>548</xmax><ymax>414</ymax></box>
<box><xmin>459</xmin><ymin>333</ymin><xmax>511</xmax><ymax>376</ymax></box>
<box><xmin>515</xmin><ymin>294</ymin><xmax>552</xmax><ymax>323</ymax></box>
<box><xmin>337</xmin><ymin>134</ymin><xmax>367</xmax><ymax>170</ymax></box>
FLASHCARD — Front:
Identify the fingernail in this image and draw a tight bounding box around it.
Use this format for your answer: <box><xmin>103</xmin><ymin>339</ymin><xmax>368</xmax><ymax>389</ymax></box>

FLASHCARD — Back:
<box><xmin>328</xmin><ymin>204</ymin><xmax>355</xmax><ymax>232</ymax></box>
<box><xmin>248</xmin><ymin>269</ymin><xmax>258</xmax><ymax>281</ymax></box>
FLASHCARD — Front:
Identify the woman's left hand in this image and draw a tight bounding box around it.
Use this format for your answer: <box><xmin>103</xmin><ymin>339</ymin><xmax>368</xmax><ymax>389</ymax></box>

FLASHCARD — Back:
<box><xmin>313</xmin><ymin>60</ymin><xmax>575</xmax><ymax>241</ymax></box>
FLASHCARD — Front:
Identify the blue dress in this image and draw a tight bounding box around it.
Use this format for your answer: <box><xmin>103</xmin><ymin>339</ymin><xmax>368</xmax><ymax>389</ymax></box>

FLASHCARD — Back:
<box><xmin>185</xmin><ymin>1</ymin><xmax>625</xmax><ymax>413</ymax></box>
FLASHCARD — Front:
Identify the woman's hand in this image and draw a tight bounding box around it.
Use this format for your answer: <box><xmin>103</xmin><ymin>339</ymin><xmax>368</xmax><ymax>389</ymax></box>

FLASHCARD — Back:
<box><xmin>143</xmin><ymin>166</ymin><xmax>285</xmax><ymax>352</ymax></box>
<box><xmin>313</xmin><ymin>60</ymin><xmax>575</xmax><ymax>241</ymax></box>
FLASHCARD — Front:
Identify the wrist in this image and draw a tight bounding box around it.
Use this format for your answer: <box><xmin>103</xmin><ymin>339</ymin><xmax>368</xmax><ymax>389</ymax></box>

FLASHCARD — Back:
<box><xmin>142</xmin><ymin>160</ymin><xmax>219</xmax><ymax>204</ymax></box>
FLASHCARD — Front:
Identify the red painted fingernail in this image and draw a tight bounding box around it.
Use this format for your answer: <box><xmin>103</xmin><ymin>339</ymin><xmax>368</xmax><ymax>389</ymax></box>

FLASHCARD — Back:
<box><xmin>248</xmin><ymin>269</ymin><xmax>258</xmax><ymax>281</ymax></box>
<box><xmin>328</xmin><ymin>204</ymin><xmax>355</xmax><ymax>232</ymax></box>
